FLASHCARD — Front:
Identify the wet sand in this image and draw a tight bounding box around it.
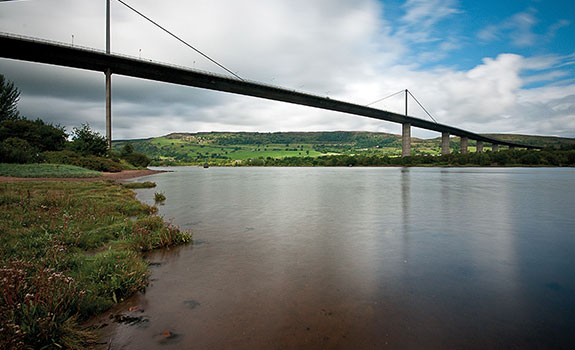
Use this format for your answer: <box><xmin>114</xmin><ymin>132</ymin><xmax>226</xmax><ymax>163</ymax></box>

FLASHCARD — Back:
<box><xmin>0</xmin><ymin>169</ymin><xmax>166</xmax><ymax>183</ymax></box>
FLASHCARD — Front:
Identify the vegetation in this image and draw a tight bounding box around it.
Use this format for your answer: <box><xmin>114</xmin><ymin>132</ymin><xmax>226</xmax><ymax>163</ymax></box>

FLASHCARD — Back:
<box><xmin>154</xmin><ymin>192</ymin><xmax>166</xmax><ymax>202</ymax></box>
<box><xmin>0</xmin><ymin>75</ymin><xmax>151</xmax><ymax>174</ymax></box>
<box><xmin>112</xmin><ymin>132</ymin><xmax>575</xmax><ymax>167</ymax></box>
<box><xmin>122</xmin><ymin>181</ymin><xmax>157</xmax><ymax>189</ymax></box>
<box><xmin>241</xmin><ymin>148</ymin><xmax>575</xmax><ymax>167</ymax></box>
<box><xmin>68</xmin><ymin>124</ymin><xmax>108</xmax><ymax>157</ymax></box>
<box><xmin>0</xmin><ymin>163</ymin><xmax>102</xmax><ymax>178</ymax></box>
<box><xmin>0</xmin><ymin>74</ymin><xmax>21</xmax><ymax>121</ymax></box>
<box><xmin>0</xmin><ymin>181</ymin><xmax>191</xmax><ymax>349</ymax></box>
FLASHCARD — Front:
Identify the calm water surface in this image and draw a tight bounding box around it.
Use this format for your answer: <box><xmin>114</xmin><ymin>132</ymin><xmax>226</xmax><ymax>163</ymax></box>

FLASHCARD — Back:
<box><xmin>101</xmin><ymin>167</ymin><xmax>575</xmax><ymax>349</ymax></box>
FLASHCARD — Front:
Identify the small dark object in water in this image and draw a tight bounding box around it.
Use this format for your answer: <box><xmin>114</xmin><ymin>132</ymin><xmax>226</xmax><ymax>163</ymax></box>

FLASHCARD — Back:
<box><xmin>203</xmin><ymin>163</ymin><xmax>209</xmax><ymax>168</ymax></box>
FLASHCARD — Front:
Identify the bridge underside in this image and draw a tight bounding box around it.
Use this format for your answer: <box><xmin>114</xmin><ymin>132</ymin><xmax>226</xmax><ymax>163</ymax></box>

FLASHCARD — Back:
<box><xmin>0</xmin><ymin>34</ymin><xmax>541</xmax><ymax>152</ymax></box>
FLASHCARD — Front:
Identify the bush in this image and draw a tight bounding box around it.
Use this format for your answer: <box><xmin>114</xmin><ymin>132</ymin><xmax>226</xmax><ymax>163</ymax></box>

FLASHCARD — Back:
<box><xmin>68</xmin><ymin>124</ymin><xmax>107</xmax><ymax>157</ymax></box>
<box><xmin>42</xmin><ymin>151</ymin><xmax>123</xmax><ymax>172</ymax></box>
<box><xmin>0</xmin><ymin>119</ymin><xmax>67</xmax><ymax>152</ymax></box>
<box><xmin>76</xmin><ymin>156</ymin><xmax>122</xmax><ymax>173</ymax></box>
<box><xmin>123</xmin><ymin>152</ymin><xmax>151</xmax><ymax>168</ymax></box>
<box><xmin>0</xmin><ymin>137</ymin><xmax>36</xmax><ymax>163</ymax></box>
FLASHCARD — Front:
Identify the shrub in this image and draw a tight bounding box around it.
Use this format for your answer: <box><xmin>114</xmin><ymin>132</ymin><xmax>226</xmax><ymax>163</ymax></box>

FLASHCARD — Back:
<box><xmin>123</xmin><ymin>152</ymin><xmax>151</xmax><ymax>168</ymax></box>
<box><xmin>154</xmin><ymin>192</ymin><xmax>166</xmax><ymax>202</ymax></box>
<box><xmin>0</xmin><ymin>137</ymin><xmax>36</xmax><ymax>163</ymax></box>
<box><xmin>42</xmin><ymin>151</ymin><xmax>123</xmax><ymax>172</ymax></box>
<box><xmin>76</xmin><ymin>156</ymin><xmax>122</xmax><ymax>173</ymax></box>
<box><xmin>68</xmin><ymin>124</ymin><xmax>107</xmax><ymax>157</ymax></box>
<box><xmin>0</xmin><ymin>119</ymin><xmax>67</xmax><ymax>152</ymax></box>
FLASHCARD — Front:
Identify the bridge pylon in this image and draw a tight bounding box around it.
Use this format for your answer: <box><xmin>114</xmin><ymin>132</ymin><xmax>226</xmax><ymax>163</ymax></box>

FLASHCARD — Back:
<box><xmin>461</xmin><ymin>137</ymin><xmax>469</xmax><ymax>154</ymax></box>
<box><xmin>442</xmin><ymin>132</ymin><xmax>450</xmax><ymax>155</ymax></box>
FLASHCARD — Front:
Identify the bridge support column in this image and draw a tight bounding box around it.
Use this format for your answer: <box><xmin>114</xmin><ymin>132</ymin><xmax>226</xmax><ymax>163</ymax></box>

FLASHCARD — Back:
<box><xmin>509</xmin><ymin>146</ymin><xmax>515</xmax><ymax>151</ymax></box>
<box><xmin>492</xmin><ymin>144</ymin><xmax>499</xmax><ymax>152</ymax></box>
<box><xmin>105</xmin><ymin>69</ymin><xmax>112</xmax><ymax>149</ymax></box>
<box><xmin>441</xmin><ymin>132</ymin><xmax>450</xmax><ymax>155</ymax></box>
<box><xmin>402</xmin><ymin>123</ymin><xmax>411</xmax><ymax>157</ymax></box>
<box><xmin>476</xmin><ymin>141</ymin><xmax>483</xmax><ymax>153</ymax></box>
<box><xmin>461</xmin><ymin>137</ymin><xmax>468</xmax><ymax>154</ymax></box>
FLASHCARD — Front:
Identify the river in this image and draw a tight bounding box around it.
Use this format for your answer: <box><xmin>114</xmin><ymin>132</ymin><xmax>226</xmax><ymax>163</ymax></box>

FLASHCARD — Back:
<box><xmin>99</xmin><ymin>167</ymin><xmax>575</xmax><ymax>349</ymax></box>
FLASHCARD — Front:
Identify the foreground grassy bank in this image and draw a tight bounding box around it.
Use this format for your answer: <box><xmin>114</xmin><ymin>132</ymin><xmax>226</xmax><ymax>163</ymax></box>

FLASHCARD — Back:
<box><xmin>0</xmin><ymin>163</ymin><xmax>103</xmax><ymax>178</ymax></box>
<box><xmin>0</xmin><ymin>180</ymin><xmax>191</xmax><ymax>349</ymax></box>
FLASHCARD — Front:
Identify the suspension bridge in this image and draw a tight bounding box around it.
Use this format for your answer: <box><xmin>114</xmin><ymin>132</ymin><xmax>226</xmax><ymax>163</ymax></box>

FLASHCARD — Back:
<box><xmin>0</xmin><ymin>0</ymin><xmax>541</xmax><ymax>155</ymax></box>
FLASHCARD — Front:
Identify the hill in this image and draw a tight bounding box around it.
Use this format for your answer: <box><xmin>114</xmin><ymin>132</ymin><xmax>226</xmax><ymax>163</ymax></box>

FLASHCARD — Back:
<box><xmin>112</xmin><ymin>131</ymin><xmax>575</xmax><ymax>166</ymax></box>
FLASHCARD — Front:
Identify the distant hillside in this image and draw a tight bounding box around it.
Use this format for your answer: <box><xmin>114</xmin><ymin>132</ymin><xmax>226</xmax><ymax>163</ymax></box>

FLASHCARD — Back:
<box><xmin>112</xmin><ymin>131</ymin><xmax>575</xmax><ymax>166</ymax></box>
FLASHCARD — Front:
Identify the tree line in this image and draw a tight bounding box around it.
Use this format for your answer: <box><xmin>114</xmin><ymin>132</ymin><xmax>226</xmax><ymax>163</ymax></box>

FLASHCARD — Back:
<box><xmin>242</xmin><ymin>149</ymin><xmax>575</xmax><ymax>167</ymax></box>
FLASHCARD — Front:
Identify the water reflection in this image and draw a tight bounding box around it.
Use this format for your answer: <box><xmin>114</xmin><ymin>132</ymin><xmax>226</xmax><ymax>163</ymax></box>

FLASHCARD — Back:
<box><xmin>100</xmin><ymin>167</ymin><xmax>575</xmax><ymax>349</ymax></box>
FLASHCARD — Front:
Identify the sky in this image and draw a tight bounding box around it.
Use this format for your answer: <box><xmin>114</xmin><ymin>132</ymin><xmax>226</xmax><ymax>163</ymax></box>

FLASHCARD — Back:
<box><xmin>0</xmin><ymin>0</ymin><xmax>573</xmax><ymax>140</ymax></box>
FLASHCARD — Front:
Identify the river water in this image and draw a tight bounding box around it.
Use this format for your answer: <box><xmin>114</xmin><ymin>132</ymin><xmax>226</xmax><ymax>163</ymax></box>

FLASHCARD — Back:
<box><xmin>101</xmin><ymin>167</ymin><xmax>575</xmax><ymax>349</ymax></box>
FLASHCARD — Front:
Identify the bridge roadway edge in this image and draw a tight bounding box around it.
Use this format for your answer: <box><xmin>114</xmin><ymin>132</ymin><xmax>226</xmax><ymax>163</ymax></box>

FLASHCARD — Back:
<box><xmin>0</xmin><ymin>34</ymin><xmax>541</xmax><ymax>150</ymax></box>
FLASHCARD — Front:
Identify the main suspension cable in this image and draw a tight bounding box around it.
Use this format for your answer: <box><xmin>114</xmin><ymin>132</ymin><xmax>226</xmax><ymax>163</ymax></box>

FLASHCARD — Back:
<box><xmin>366</xmin><ymin>89</ymin><xmax>404</xmax><ymax>107</ymax></box>
<box><xmin>115</xmin><ymin>0</ymin><xmax>244</xmax><ymax>81</ymax></box>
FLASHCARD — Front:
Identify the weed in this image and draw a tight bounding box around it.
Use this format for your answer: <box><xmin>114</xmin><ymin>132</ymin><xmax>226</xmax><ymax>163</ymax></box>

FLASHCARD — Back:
<box><xmin>154</xmin><ymin>192</ymin><xmax>166</xmax><ymax>202</ymax></box>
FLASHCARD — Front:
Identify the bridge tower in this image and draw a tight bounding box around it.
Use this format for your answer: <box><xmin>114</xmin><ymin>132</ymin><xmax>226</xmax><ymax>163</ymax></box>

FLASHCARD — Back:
<box><xmin>441</xmin><ymin>132</ymin><xmax>450</xmax><ymax>155</ymax></box>
<box><xmin>476</xmin><ymin>140</ymin><xmax>483</xmax><ymax>153</ymax></box>
<box><xmin>105</xmin><ymin>0</ymin><xmax>112</xmax><ymax>149</ymax></box>
<box><xmin>461</xmin><ymin>137</ymin><xmax>468</xmax><ymax>154</ymax></box>
<box><xmin>402</xmin><ymin>89</ymin><xmax>410</xmax><ymax>157</ymax></box>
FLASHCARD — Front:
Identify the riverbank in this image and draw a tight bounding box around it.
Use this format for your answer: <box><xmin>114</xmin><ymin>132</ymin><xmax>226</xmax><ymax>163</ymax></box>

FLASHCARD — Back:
<box><xmin>0</xmin><ymin>169</ymin><xmax>166</xmax><ymax>183</ymax></box>
<box><xmin>0</xmin><ymin>174</ymin><xmax>190</xmax><ymax>349</ymax></box>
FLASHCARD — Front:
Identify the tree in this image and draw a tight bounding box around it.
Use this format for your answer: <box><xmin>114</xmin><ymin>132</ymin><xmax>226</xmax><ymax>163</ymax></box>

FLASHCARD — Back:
<box><xmin>69</xmin><ymin>123</ymin><xmax>108</xmax><ymax>156</ymax></box>
<box><xmin>0</xmin><ymin>118</ymin><xmax>67</xmax><ymax>152</ymax></box>
<box><xmin>0</xmin><ymin>137</ymin><xmax>35</xmax><ymax>163</ymax></box>
<box><xmin>0</xmin><ymin>74</ymin><xmax>21</xmax><ymax>121</ymax></box>
<box><xmin>121</xmin><ymin>142</ymin><xmax>134</xmax><ymax>156</ymax></box>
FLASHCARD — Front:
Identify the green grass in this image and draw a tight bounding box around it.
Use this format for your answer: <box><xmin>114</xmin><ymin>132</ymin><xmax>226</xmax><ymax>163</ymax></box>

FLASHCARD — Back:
<box><xmin>0</xmin><ymin>163</ymin><xmax>102</xmax><ymax>178</ymax></box>
<box><xmin>0</xmin><ymin>181</ymin><xmax>191</xmax><ymax>349</ymax></box>
<box><xmin>122</xmin><ymin>181</ymin><xmax>157</xmax><ymax>189</ymax></box>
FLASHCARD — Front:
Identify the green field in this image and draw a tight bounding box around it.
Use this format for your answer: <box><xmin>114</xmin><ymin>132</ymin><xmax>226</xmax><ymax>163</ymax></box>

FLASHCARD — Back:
<box><xmin>112</xmin><ymin>131</ymin><xmax>575</xmax><ymax>166</ymax></box>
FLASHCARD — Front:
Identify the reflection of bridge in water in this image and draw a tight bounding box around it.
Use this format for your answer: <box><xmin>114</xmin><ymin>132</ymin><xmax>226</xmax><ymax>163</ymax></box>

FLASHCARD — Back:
<box><xmin>0</xmin><ymin>32</ymin><xmax>541</xmax><ymax>154</ymax></box>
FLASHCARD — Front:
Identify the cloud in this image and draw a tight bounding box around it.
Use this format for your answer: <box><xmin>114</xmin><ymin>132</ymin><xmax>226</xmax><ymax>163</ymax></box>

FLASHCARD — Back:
<box><xmin>0</xmin><ymin>0</ymin><xmax>573</xmax><ymax>139</ymax></box>
<box><xmin>477</xmin><ymin>8</ymin><xmax>572</xmax><ymax>48</ymax></box>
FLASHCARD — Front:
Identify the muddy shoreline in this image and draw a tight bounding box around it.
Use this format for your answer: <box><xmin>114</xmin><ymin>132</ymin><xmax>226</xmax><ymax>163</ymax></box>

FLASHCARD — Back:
<box><xmin>0</xmin><ymin>169</ymin><xmax>167</xmax><ymax>183</ymax></box>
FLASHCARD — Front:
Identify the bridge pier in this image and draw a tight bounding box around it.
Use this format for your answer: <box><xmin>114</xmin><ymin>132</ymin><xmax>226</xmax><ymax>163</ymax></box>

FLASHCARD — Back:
<box><xmin>441</xmin><ymin>132</ymin><xmax>450</xmax><ymax>155</ymax></box>
<box><xmin>402</xmin><ymin>123</ymin><xmax>411</xmax><ymax>157</ymax></box>
<box><xmin>476</xmin><ymin>141</ymin><xmax>483</xmax><ymax>153</ymax></box>
<box><xmin>105</xmin><ymin>0</ymin><xmax>112</xmax><ymax>149</ymax></box>
<box><xmin>509</xmin><ymin>146</ymin><xmax>515</xmax><ymax>151</ymax></box>
<box><xmin>461</xmin><ymin>137</ymin><xmax>468</xmax><ymax>154</ymax></box>
<box><xmin>105</xmin><ymin>69</ymin><xmax>112</xmax><ymax>149</ymax></box>
<box><xmin>492</xmin><ymin>144</ymin><xmax>499</xmax><ymax>152</ymax></box>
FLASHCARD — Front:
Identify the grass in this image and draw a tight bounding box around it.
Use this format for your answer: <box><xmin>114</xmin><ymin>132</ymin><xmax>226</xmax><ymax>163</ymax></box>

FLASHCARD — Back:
<box><xmin>0</xmin><ymin>163</ymin><xmax>102</xmax><ymax>178</ymax></box>
<box><xmin>0</xmin><ymin>180</ymin><xmax>191</xmax><ymax>349</ymax></box>
<box><xmin>154</xmin><ymin>192</ymin><xmax>166</xmax><ymax>202</ymax></box>
<box><xmin>122</xmin><ymin>181</ymin><xmax>157</xmax><ymax>189</ymax></box>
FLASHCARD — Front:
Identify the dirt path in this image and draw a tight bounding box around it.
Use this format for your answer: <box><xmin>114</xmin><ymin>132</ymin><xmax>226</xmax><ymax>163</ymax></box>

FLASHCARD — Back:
<box><xmin>0</xmin><ymin>169</ymin><xmax>167</xmax><ymax>183</ymax></box>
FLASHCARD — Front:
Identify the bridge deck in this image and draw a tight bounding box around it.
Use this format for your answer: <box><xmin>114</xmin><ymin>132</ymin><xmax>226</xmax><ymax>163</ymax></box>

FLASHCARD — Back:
<box><xmin>0</xmin><ymin>33</ymin><xmax>540</xmax><ymax>149</ymax></box>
